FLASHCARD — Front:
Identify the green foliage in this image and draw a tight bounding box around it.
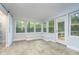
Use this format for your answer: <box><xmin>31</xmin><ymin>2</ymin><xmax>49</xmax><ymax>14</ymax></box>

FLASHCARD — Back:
<box><xmin>43</xmin><ymin>23</ymin><xmax>46</xmax><ymax>32</ymax></box>
<box><xmin>58</xmin><ymin>22</ymin><xmax>64</xmax><ymax>32</ymax></box>
<box><xmin>71</xmin><ymin>25</ymin><xmax>79</xmax><ymax>31</ymax></box>
<box><xmin>36</xmin><ymin>23</ymin><xmax>41</xmax><ymax>32</ymax></box>
<box><xmin>27</xmin><ymin>21</ymin><xmax>34</xmax><ymax>32</ymax></box>
<box><xmin>58</xmin><ymin>33</ymin><xmax>64</xmax><ymax>40</ymax></box>
<box><xmin>71</xmin><ymin>16</ymin><xmax>79</xmax><ymax>24</ymax></box>
<box><xmin>71</xmin><ymin>15</ymin><xmax>79</xmax><ymax>36</ymax></box>
<box><xmin>71</xmin><ymin>31</ymin><xmax>79</xmax><ymax>36</ymax></box>
<box><xmin>16</xmin><ymin>20</ymin><xmax>25</xmax><ymax>33</ymax></box>
<box><xmin>49</xmin><ymin>20</ymin><xmax>54</xmax><ymax>33</ymax></box>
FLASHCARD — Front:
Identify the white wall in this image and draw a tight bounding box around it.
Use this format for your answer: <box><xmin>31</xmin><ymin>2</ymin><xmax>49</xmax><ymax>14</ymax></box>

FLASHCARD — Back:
<box><xmin>43</xmin><ymin>33</ymin><xmax>56</xmax><ymax>42</ymax></box>
<box><xmin>67</xmin><ymin>37</ymin><xmax>79</xmax><ymax>51</ymax></box>
<box><xmin>14</xmin><ymin>33</ymin><xmax>44</xmax><ymax>41</ymax></box>
<box><xmin>0</xmin><ymin>4</ymin><xmax>7</xmax><ymax>43</ymax></box>
<box><xmin>0</xmin><ymin>12</ymin><xmax>7</xmax><ymax>43</ymax></box>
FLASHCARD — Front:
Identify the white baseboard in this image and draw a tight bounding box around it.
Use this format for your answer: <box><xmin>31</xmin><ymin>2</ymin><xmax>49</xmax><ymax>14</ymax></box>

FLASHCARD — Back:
<box><xmin>51</xmin><ymin>40</ymin><xmax>56</xmax><ymax>42</ymax></box>
<box><xmin>67</xmin><ymin>45</ymin><xmax>79</xmax><ymax>52</ymax></box>
<box><xmin>14</xmin><ymin>38</ymin><xmax>27</xmax><ymax>41</ymax></box>
<box><xmin>13</xmin><ymin>38</ymin><xmax>42</xmax><ymax>42</ymax></box>
<box><xmin>13</xmin><ymin>38</ymin><xmax>56</xmax><ymax>43</ymax></box>
<box><xmin>43</xmin><ymin>38</ymin><xmax>56</xmax><ymax>42</ymax></box>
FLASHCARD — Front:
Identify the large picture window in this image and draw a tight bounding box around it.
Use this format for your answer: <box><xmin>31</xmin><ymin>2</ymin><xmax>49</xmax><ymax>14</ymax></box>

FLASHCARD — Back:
<box><xmin>43</xmin><ymin>23</ymin><xmax>46</xmax><ymax>32</ymax></box>
<box><xmin>49</xmin><ymin>20</ymin><xmax>54</xmax><ymax>33</ymax></box>
<box><xmin>35</xmin><ymin>23</ymin><xmax>41</xmax><ymax>32</ymax></box>
<box><xmin>71</xmin><ymin>13</ymin><xmax>79</xmax><ymax>36</ymax></box>
<box><xmin>16</xmin><ymin>20</ymin><xmax>25</xmax><ymax>33</ymax></box>
<box><xmin>27</xmin><ymin>21</ymin><xmax>34</xmax><ymax>32</ymax></box>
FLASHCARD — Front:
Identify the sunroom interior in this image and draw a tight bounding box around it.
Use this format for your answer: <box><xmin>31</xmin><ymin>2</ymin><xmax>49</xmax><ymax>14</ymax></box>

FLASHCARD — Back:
<box><xmin>0</xmin><ymin>3</ymin><xmax>79</xmax><ymax>54</ymax></box>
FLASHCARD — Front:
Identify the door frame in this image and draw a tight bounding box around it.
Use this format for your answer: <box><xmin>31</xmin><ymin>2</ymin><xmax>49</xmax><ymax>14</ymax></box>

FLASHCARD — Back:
<box><xmin>55</xmin><ymin>15</ymin><xmax>67</xmax><ymax>45</ymax></box>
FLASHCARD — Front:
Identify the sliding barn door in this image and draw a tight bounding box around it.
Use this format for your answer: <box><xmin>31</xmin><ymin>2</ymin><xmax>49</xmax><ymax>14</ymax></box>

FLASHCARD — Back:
<box><xmin>6</xmin><ymin>13</ymin><xmax>13</xmax><ymax>47</ymax></box>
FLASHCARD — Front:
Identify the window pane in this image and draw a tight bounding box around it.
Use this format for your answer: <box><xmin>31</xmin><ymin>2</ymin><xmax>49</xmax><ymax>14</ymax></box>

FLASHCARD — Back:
<box><xmin>71</xmin><ymin>25</ymin><xmax>79</xmax><ymax>31</ymax></box>
<box><xmin>49</xmin><ymin>20</ymin><xmax>54</xmax><ymax>33</ymax></box>
<box><xmin>71</xmin><ymin>13</ymin><xmax>79</xmax><ymax>36</ymax></box>
<box><xmin>71</xmin><ymin>31</ymin><xmax>79</xmax><ymax>36</ymax></box>
<box><xmin>16</xmin><ymin>20</ymin><xmax>25</xmax><ymax>33</ymax></box>
<box><xmin>71</xmin><ymin>15</ymin><xmax>79</xmax><ymax>24</ymax></box>
<box><xmin>58</xmin><ymin>22</ymin><xmax>64</xmax><ymax>32</ymax></box>
<box><xmin>36</xmin><ymin>23</ymin><xmax>41</xmax><ymax>32</ymax></box>
<box><xmin>27</xmin><ymin>21</ymin><xmax>34</xmax><ymax>32</ymax></box>
<box><xmin>58</xmin><ymin>33</ymin><xmax>64</xmax><ymax>40</ymax></box>
<box><xmin>27</xmin><ymin>21</ymin><xmax>30</xmax><ymax>32</ymax></box>
<box><xmin>43</xmin><ymin>23</ymin><xmax>46</xmax><ymax>32</ymax></box>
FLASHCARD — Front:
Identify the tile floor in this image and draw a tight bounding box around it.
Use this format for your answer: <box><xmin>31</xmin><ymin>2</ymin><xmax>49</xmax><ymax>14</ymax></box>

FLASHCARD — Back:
<box><xmin>0</xmin><ymin>39</ymin><xmax>79</xmax><ymax>55</ymax></box>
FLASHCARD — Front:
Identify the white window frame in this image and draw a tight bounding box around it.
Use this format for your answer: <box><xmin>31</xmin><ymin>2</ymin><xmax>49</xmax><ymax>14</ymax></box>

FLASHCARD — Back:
<box><xmin>69</xmin><ymin>10</ymin><xmax>79</xmax><ymax>38</ymax></box>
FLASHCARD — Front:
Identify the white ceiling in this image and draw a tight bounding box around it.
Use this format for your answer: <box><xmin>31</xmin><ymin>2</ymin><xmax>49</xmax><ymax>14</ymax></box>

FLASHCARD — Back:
<box><xmin>3</xmin><ymin>3</ymin><xmax>79</xmax><ymax>22</ymax></box>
